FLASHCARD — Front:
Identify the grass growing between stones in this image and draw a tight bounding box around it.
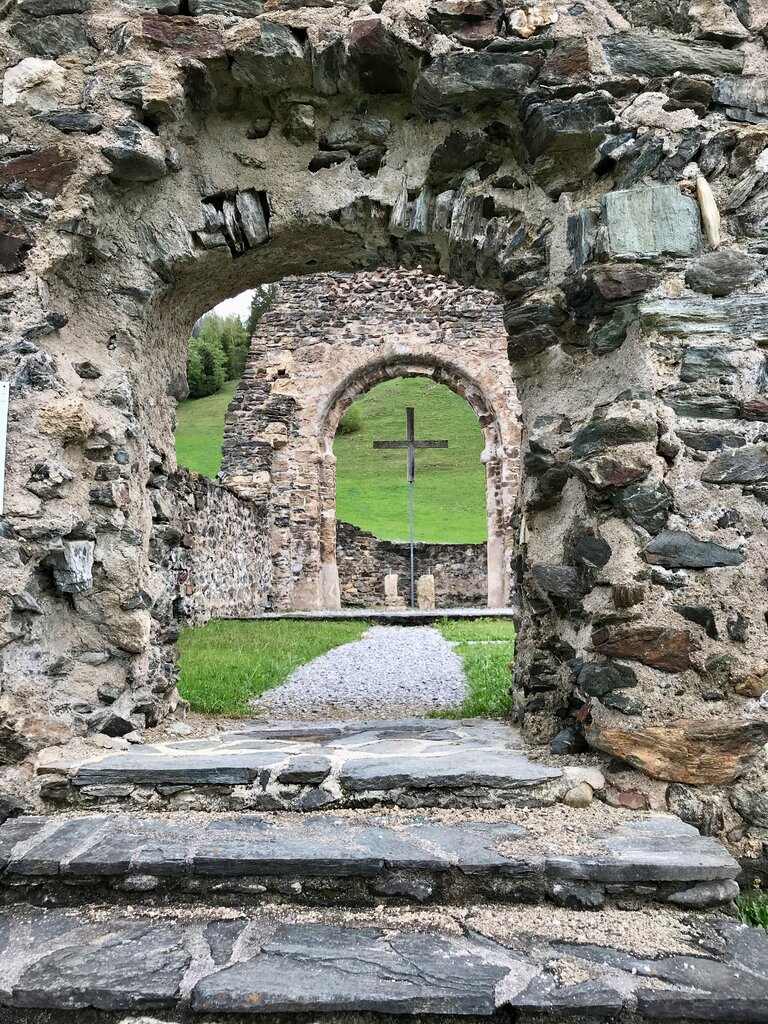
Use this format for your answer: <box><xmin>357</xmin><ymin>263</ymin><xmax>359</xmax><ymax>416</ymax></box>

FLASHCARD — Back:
<box><xmin>434</xmin><ymin>618</ymin><xmax>516</xmax><ymax>719</ymax></box>
<box><xmin>738</xmin><ymin>881</ymin><xmax>768</xmax><ymax>931</ymax></box>
<box><xmin>178</xmin><ymin>619</ymin><xmax>369</xmax><ymax>716</ymax></box>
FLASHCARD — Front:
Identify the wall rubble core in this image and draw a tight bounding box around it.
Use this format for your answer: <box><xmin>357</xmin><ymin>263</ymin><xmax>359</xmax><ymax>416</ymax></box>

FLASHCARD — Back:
<box><xmin>336</xmin><ymin>521</ymin><xmax>487</xmax><ymax>609</ymax></box>
<box><xmin>0</xmin><ymin>0</ymin><xmax>766</xmax><ymax>853</ymax></box>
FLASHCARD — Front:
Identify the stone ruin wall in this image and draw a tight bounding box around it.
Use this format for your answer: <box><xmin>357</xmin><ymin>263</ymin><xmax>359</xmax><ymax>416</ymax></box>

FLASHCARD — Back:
<box><xmin>150</xmin><ymin>467</ymin><xmax>271</xmax><ymax>632</ymax></box>
<box><xmin>221</xmin><ymin>269</ymin><xmax>521</xmax><ymax>611</ymax></box>
<box><xmin>336</xmin><ymin>521</ymin><xmax>487</xmax><ymax>608</ymax></box>
<box><xmin>0</xmin><ymin>0</ymin><xmax>766</xmax><ymax>856</ymax></box>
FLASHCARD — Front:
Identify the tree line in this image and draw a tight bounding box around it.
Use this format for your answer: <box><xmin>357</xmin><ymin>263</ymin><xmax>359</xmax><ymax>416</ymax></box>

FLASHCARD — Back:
<box><xmin>186</xmin><ymin>285</ymin><xmax>277</xmax><ymax>399</ymax></box>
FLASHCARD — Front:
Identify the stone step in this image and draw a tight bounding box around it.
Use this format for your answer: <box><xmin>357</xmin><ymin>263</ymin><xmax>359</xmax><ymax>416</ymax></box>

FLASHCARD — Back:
<box><xmin>0</xmin><ymin>807</ymin><xmax>740</xmax><ymax>911</ymax></box>
<box><xmin>41</xmin><ymin>718</ymin><xmax>569</xmax><ymax>812</ymax></box>
<box><xmin>1</xmin><ymin>902</ymin><xmax>766</xmax><ymax>1020</ymax></box>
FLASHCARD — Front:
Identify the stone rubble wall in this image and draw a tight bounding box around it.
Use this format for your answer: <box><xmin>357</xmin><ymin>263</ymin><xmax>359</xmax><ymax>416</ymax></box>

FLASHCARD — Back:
<box><xmin>150</xmin><ymin>467</ymin><xmax>271</xmax><ymax>635</ymax></box>
<box><xmin>335</xmin><ymin>521</ymin><xmax>487</xmax><ymax>608</ymax></box>
<box><xmin>222</xmin><ymin>269</ymin><xmax>521</xmax><ymax>611</ymax></box>
<box><xmin>0</xmin><ymin>0</ymin><xmax>766</xmax><ymax>853</ymax></box>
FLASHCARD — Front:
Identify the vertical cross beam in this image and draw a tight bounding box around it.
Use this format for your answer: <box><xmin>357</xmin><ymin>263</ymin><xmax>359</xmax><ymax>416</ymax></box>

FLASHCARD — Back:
<box><xmin>372</xmin><ymin>406</ymin><xmax>449</xmax><ymax>609</ymax></box>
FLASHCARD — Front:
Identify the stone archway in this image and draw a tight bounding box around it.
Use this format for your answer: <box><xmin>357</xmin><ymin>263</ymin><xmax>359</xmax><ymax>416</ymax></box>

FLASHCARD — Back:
<box><xmin>220</xmin><ymin>270</ymin><xmax>521</xmax><ymax>611</ymax></box>
<box><xmin>1</xmin><ymin>0</ymin><xmax>767</xmax><ymax>816</ymax></box>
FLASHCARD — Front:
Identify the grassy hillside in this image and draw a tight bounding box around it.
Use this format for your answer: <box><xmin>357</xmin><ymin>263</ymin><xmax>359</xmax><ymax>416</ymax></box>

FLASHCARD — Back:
<box><xmin>175</xmin><ymin>380</ymin><xmax>238</xmax><ymax>479</ymax></box>
<box><xmin>175</xmin><ymin>376</ymin><xmax>487</xmax><ymax>543</ymax></box>
<box><xmin>334</xmin><ymin>378</ymin><xmax>486</xmax><ymax>543</ymax></box>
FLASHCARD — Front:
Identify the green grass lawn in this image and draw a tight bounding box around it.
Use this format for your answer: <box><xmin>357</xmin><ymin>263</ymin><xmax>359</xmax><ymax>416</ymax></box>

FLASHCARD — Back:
<box><xmin>175</xmin><ymin>376</ymin><xmax>487</xmax><ymax>543</ymax></box>
<box><xmin>178</xmin><ymin>619</ymin><xmax>369</xmax><ymax>715</ymax></box>
<box><xmin>434</xmin><ymin>618</ymin><xmax>516</xmax><ymax>718</ymax></box>
<box><xmin>175</xmin><ymin>380</ymin><xmax>238</xmax><ymax>480</ymax></box>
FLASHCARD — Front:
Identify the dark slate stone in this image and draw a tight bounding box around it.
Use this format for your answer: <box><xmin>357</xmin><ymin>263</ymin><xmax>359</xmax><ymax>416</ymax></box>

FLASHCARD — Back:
<box><xmin>644</xmin><ymin>529</ymin><xmax>745</xmax><ymax>568</ymax></box>
<box><xmin>0</xmin><ymin>816</ymin><xmax>48</xmax><ymax>867</ymax></box>
<box><xmin>612</xmin><ymin>480</ymin><xmax>673</xmax><ymax>534</ymax></box>
<box><xmin>413</xmin><ymin>52</ymin><xmax>535</xmax><ymax>119</ymax></box>
<box><xmin>601</xmin><ymin>33</ymin><xmax>744</xmax><ymax>77</ymax></box>
<box><xmin>229</xmin><ymin>22</ymin><xmax>310</xmax><ymax>97</ymax></box>
<box><xmin>603</xmin><ymin>185</ymin><xmax>702</xmax><ymax>258</ymax></box>
<box><xmin>40</xmin><ymin>111</ymin><xmax>104</xmax><ymax>134</ymax></box>
<box><xmin>521</xmin><ymin>92</ymin><xmax>616</xmax><ymax>160</ymax></box>
<box><xmin>401</xmin><ymin>821</ymin><xmax>531</xmax><ymax>876</ymax></box>
<box><xmin>511</xmin><ymin>974</ymin><xmax>621</xmax><ymax>1014</ymax></box>
<box><xmin>6</xmin><ymin>817</ymin><xmax>112</xmax><ymax>876</ymax></box>
<box><xmin>575</xmin><ymin>660</ymin><xmax>637</xmax><ymax>698</ymax></box>
<box><xmin>701</xmin><ymin>445</ymin><xmax>768</xmax><ymax>484</ymax></box>
<box><xmin>10</xmin><ymin>923</ymin><xmax>190</xmax><ymax>1010</ymax></box>
<box><xmin>17</xmin><ymin>0</ymin><xmax>88</xmax><ymax>11</ymax></box>
<box><xmin>275</xmin><ymin>754</ymin><xmax>331</xmax><ymax>785</ymax></box>
<box><xmin>345</xmin><ymin>17</ymin><xmax>412</xmax><ymax>94</ymax></box>
<box><xmin>10</xmin><ymin>15</ymin><xmax>91</xmax><ymax>56</ymax></box>
<box><xmin>428</xmin><ymin>129</ymin><xmax>490</xmax><ymax>178</ymax></box>
<box><xmin>102</xmin><ymin>123</ymin><xmax>169</xmax><ymax>182</ymax></box>
<box><xmin>339</xmin><ymin>751</ymin><xmax>561</xmax><ymax>792</ymax></box>
<box><xmin>567</xmin><ymin>208</ymin><xmax>598</xmax><ymax>270</ymax></box>
<box><xmin>680</xmin><ymin>345</ymin><xmax>739</xmax><ymax>383</ymax></box>
<box><xmin>730</xmin><ymin>787</ymin><xmax>768</xmax><ymax>828</ymax></box>
<box><xmin>74</xmin><ymin>751</ymin><xmax>285</xmax><ymax>786</ymax></box>
<box><xmin>675</xmin><ymin>604</ymin><xmax>718</xmax><ymax>640</ymax></box>
<box><xmin>532</xmin><ymin>564</ymin><xmax>589</xmax><ymax>601</ymax></box>
<box><xmin>549</xmin><ymin>727</ymin><xmax>587</xmax><ymax>755</ymax></box>
<box><xmin>546</xmin><ymin>818</ymin><xmax>739</xmax><ymax>884</ymax></box>
<box><xmin>685</xmin><ymin>249</ymin><xmax>765</xmax><ymax>296</ymax></box>
<box><xmin>664</xmin><ymin>390</ymin><xmax>741</xmax><ymax>420</ymax></box>
<box><xmin>678</xmin><ymin>427</ymin><xmax>747</xmax><ymax>451</ymax></box>
<box><xmin>571</xmin><ymin>415</ymin><xmax>655</xmax><ymax>458</ymax></box>
<box><xmin>192</xmin><ymin>924</ymin><xmax>510</xmax><ymax>1014</ymax></box>
<box><xmin>713</xmin><ymin>75</ymin><xmax>768</xmax><ymax>124</ymax></box>
<box><xmin>189</xmin><ymin>0</ymin><xmax>262</xmax><ymax>11</ymax></box>
<box><xmin>205</xmin><ymin>921</ymin><xmax>245</xmax><ymax>965</ymax></box>
<box><xmin>572</xmin><ymin>534</ymin><xmax>611</xmax><ymax>569</ymax></box>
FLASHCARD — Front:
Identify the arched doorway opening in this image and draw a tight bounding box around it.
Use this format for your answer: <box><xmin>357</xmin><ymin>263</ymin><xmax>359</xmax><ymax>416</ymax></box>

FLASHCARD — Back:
<box><xmin>319</xmin><ymin>360</ymin><xmax>517</xmax><ymax>610</ymax></box>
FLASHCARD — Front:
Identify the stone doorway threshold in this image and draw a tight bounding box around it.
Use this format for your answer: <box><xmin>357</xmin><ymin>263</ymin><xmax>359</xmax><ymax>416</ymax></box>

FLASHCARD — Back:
<box><xmin>232</xmin><ymin>607</ymin><xmax>519</xmax><ymax>625</ymax></box>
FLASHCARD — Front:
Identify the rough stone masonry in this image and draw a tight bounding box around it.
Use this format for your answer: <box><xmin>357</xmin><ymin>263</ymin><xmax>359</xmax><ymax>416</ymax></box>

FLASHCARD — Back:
<box><xmin>0</xmin><ymin>0</ymin><xmax>768</xmax><ymax>857</ymax></box>
<box><xmin>221</xmin><ymin>268</ymin><xmax>520</xmax><ymax>610</ymax></box>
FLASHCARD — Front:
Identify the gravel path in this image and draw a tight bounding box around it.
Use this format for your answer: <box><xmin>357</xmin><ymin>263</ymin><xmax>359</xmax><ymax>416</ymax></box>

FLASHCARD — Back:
<box><xmin>252</xmin><ymin>626</ymin><xmax>468</xmax><ymax>720</ymax></box>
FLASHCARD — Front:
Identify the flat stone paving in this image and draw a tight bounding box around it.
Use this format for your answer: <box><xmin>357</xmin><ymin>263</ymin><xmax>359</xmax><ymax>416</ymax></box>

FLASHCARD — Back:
<box><xmin>0</xmin><ymin>808</ymin><xmax>740</xmax><ymax>909</ymax></box>
<box><xmin>0</xmin><ymin>904</ymin><xmax>766</xmax><ymax>1019</ymax></box>
<box><xmin>62</xmin><ymin>719</ymin><xmax>566</xmax><ymax>810</ymax></box>
<box><xmin>252</xmin><ymin>626</ymin><xmax>470</xmax><ymax>719</ymax></box>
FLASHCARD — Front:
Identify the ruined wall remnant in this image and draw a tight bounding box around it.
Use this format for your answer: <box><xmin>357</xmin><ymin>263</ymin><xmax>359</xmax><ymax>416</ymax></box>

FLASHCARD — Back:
<box><xmin>0</xmin><ymin>0</ymin><xmax>767</xmax><ymax>846</ymax></box>
<box><xmin>221</xmin><ymin>269</ymin><xmax>520</xmax><ymax>611</ymax></box>
<box><xmin>336</xmin><ymin>521</ymin><xmax>488</xmax><ymax>609</ymax></box>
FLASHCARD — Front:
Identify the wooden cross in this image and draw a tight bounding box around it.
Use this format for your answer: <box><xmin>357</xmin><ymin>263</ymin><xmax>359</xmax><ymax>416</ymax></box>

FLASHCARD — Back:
<box><xmin>373</xmin><ymin>407</ymin><xmax>448</xmax><ymax>608</ymax></box>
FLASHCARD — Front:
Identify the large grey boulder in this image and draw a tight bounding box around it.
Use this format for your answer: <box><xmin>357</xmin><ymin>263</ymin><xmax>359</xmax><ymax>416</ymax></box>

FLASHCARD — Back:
<box><xmin>644</xmin><ymin>530</ymin><xmax>745</xmax><ymax>569</ymax></box>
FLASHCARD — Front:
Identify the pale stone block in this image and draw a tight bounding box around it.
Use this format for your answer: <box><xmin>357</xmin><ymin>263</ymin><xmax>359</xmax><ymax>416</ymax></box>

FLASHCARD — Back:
<box><xmin>417</xmin><ymin>574</ymin><xmax>436</xmax><ymax>610</ymax></box>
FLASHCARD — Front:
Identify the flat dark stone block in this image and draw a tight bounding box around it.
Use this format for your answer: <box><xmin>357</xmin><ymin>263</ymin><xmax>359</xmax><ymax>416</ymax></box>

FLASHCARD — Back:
<box><xmin>74</xmin><ymin>751</ymin><xmax>285</xmax><ymax>786</ymax></box>
<box><xmin>8</xmin><ymin>921</ymin><xmax>190</xmax><ymax>1010</ymax></box>
<box><xmin>340</xmin><ymin>751</ymin><xmax>561</xmax><ymax>791</ymax></box>
<box><xmin>192</xmin><ymin>923</ymin><xmax>510</xmax><ymax>1014</ymax></box>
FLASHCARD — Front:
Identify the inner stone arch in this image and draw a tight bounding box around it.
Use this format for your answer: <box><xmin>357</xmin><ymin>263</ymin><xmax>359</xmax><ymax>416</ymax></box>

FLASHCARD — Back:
<box><xmin>220</xmin><ymin>268</ymin><xmax>521</xmax><ymax>611</ymax></box>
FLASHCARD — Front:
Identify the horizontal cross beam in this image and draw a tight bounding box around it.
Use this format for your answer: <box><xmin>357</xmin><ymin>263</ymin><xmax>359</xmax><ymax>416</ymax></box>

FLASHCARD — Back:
<box><xmin>373</xmin><ymin>440</ymin><xmax>449</xmax><ymax>449</ymax></box>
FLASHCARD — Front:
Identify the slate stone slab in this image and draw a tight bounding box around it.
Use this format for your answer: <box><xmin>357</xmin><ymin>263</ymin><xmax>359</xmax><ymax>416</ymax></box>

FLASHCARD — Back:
<box><xmin>603</xmin><ymin>185</ymin><xmax>702</xmax><ymax>258</ymax></box>
<box><xmin>339</xmin><ymin>751</ymin><xmax>561</xmax><ymax>791</ymax></box>
<box><xmin>74</xmin><ymin>751</ymin><xmax>286</xmax><ymax>786</ymax></box>
<box><xmin>192</xmin><ymin>924</ymin><xmax>511</xmax><ymax>1014</ymax></box>
<box><xmin>9</xmin><ymin>922</ymin><xmax>190</xmax><ymax>1010</ymax></box>
<box><xmin>6</xmin><ymin>816</ymin><xmax>112</xmax><ymax>876</ymax></box>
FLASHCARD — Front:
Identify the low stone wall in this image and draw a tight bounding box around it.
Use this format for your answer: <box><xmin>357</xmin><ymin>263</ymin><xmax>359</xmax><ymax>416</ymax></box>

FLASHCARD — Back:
<box><xmin>151</xmin><ymin>468</ymin><xmax>272</xmax><ymax>632</ymax></box>
<box><xmin>336</xmin><ymin>521</ymin><xmax>487</xmax><ymax>608</ymax></box>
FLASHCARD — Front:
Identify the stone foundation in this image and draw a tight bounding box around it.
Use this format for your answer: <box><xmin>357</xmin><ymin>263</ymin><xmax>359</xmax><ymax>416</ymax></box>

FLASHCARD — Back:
<box><xmin>336</xmin><ymin>521</ymin><xmax>487</xmax><ymax>609</ymax></box>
